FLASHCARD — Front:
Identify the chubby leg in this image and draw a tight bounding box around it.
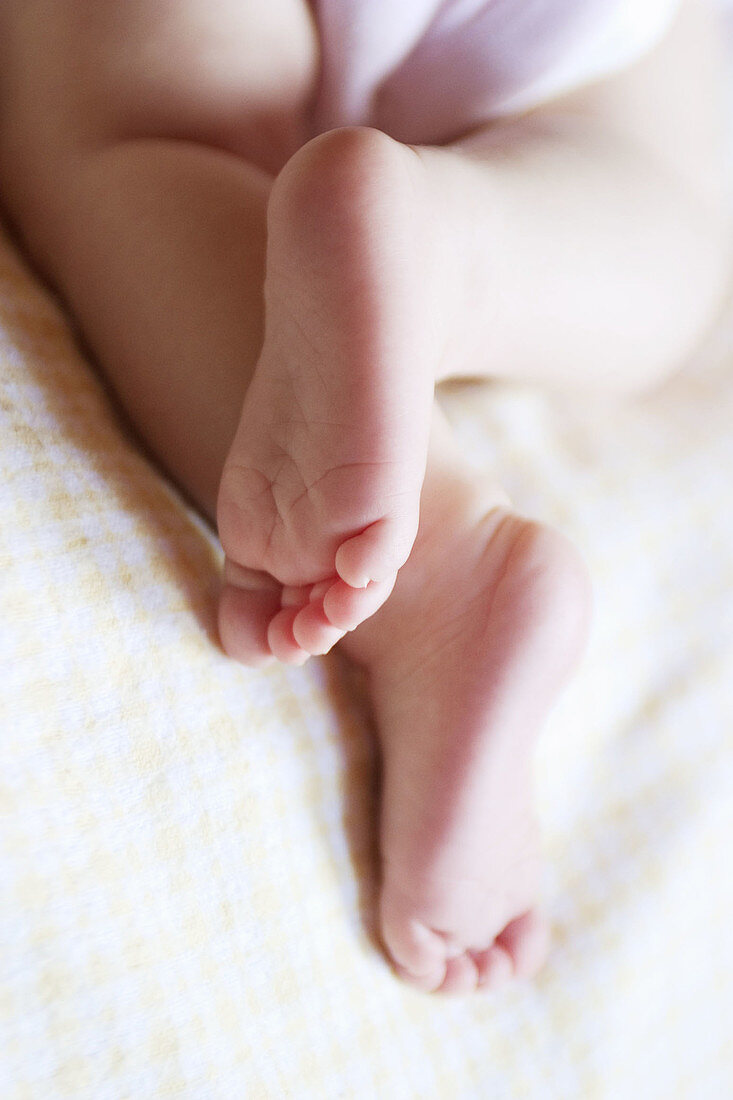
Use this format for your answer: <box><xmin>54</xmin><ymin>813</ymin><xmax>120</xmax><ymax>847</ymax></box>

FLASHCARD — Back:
<box><xmin>217</xmin><ymin>127</ymin><xmax>439</xmax><ymax>661</ymax></box>
<box><xmin>219</xmin><ymin>0</ymin><xmax>730</xmax><ymax>660</ymax></box>
<box><xmin>10</xmin><ymin>140</ymin><xmax>271</xmax><ymax>515</ymax></box>
<box><xmin>1</xmin><ymin>81</ymin><xmax>594</xmax><ymax>988</ymax></box>
<box><xmin>415</xmin><ymin>0</ymin><xmax>730</xmax><ymax>393</ymax></box>
<box><xmin>4</xmin><ymin>2</ymin><xmax>727</xmax><ymax>664</ymax></box>
<box><xmin>0</xmin><ymin>0</ymin><xmax>318</xmax><ymax>514</ymax></box>
<box><xmin>0</xmin><ymin>0</ymin><xmax>724</xmax><ymax>993</ymax></box>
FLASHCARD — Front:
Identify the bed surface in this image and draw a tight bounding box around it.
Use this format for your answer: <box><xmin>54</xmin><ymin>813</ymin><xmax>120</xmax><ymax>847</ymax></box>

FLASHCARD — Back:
<box><xmin>1</xmin><ymin>210</ymin><xmax>733</xmax><ymax>1096</ymax></box>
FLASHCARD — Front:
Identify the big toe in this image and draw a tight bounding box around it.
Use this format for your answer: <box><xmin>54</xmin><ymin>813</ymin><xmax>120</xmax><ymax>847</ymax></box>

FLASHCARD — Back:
<box><xmin>335</xmin><ymin>514</ymin><xmax>417</xmax><ymax>590</ymax></box>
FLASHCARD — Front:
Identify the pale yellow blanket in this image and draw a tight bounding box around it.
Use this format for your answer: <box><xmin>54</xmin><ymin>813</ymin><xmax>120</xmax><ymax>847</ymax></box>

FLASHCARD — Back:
<box><xmin>1</xmin><ymin>219</ymin><xmax>732</xmax><ymax>1097</ymax></box>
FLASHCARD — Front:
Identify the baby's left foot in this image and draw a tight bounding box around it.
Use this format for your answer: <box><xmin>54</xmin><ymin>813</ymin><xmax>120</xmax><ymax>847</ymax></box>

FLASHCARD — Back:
<box><xmin>341</xmin><ymin>442</ymin><xmax>591</xmax><ymax>993</ymax></box>
<box><xmin>217</xmin><ymin>128</ymin><xmax>439</xmax><ymax>666</ymax></box>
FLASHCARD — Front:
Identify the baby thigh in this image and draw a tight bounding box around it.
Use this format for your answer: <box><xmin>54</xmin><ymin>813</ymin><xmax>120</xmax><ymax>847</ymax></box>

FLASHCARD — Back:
<box><xmin>0</xmin><ymin>0</ymin><xmax>318</xmax><ymax>201</ymax></box>
<box><xmin>0</xmin><ymin>1</ymin><xmax>317</xmax><ymax>516</ymax></box>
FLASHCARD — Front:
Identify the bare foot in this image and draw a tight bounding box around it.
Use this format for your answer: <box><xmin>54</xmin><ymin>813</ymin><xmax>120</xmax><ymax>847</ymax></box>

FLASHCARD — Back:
<box><xmin>341</xmin><ymin>423</ymin><xmax>592</xmax><ymax>993</ymax></box>
<box><xmin>217</xmin><ymin>127</ymin><xmax>440</xmax><ymax>665</ymax></box>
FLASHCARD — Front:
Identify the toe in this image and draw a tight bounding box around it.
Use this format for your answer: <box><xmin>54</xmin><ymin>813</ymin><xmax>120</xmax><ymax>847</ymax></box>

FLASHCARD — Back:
<box><xmin>335</xmin><ymin>515</ymin><xmax>416</xmax><ymax>589</ymax></box>
<box><xmin>218</xmin><ymin>572</ymin><xmax>281</xmax><ymax>668</ymax></box>
<box><xmin>495</xmin><ymin>910</ymin><xmax>549</xmax><ymax>979</ymax></box>
<box><xmin>392</xmin><ymin>961</ymin><xmax>445</xmax><ymax>993</ymax></box>
<box><xmin>436</xmin><ymin>953</ymin><xmax>480</xmax><ymax>995</ymax></box>
<box><xmin>322</xmin><ymin>575</ymin><xmax>397</xmax><ymax>632</ymax></box>
<box><xmin>474</xmin><ymin>944</ymin><xmax>514</xmax><ymax>991</ymax></box>
<box><xmin>292</xmin><ymin>600</ymin><xmax>346</xmax><ymax>655</ymax></box>
<box><xmin>308</xmin><ymin>579</ymin><xmax>334</xmax><ymax>604</ymax></box>
<box><xmin>267</xmin><ymin>607</ymin><xmax>310</xmax><ymax>665</ymax></box>
<box><xmin>380</xmin><ymin>895</ymin><xmax>447</xmax><ymax>992</ymax></box>
<box><xmin>280</xmin><ymin>583</ymin><xmax>312</xmax><ymax>608</ymax></box>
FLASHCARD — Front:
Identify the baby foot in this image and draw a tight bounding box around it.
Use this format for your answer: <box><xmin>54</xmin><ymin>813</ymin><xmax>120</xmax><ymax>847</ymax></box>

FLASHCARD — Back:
<box><xmin>218</xmin><ymin>127</ymin><xmax>439</xmax><ymax>665</ymax></box>
<box><xmin>341</xmin><ymin>452</ymin><xmax>591</xmax><ymax>993</ymax></box>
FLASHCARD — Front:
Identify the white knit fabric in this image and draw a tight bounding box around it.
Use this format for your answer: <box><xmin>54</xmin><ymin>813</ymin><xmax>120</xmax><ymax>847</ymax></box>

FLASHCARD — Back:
<box><xmin>2</xmin><ymin>3</ymin><xmax>733</xmax><ymax>1094</ymax></box>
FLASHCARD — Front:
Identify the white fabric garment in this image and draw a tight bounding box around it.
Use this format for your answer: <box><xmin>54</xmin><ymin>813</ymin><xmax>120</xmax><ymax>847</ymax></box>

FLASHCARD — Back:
<box><xmin>310</xmin><ymin>0</ymin><xmax>683</xmax><ymax>142</ymax></box>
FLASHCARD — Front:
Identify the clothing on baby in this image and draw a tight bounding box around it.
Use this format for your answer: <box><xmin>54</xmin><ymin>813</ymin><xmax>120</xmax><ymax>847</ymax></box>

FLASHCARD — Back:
<box><xmin>309</xmin><ymin>0</ymin><xmax>682</xmax><ymax>143</ymax></box>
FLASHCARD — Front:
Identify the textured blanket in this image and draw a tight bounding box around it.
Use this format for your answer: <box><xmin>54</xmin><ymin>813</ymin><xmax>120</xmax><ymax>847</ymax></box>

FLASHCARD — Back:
<box><xmin>1</xmin><ymin>212</ymin><xmax>732</xmax><ymax>1097</ymax></box>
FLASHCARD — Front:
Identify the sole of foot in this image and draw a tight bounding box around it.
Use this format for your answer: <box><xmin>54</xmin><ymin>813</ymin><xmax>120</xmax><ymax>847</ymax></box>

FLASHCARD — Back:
<box><xmin>341</xmin><ymin>483</ymin><xmax>591</xmax><ymax>994</ymax></box>
<box><xmin>218</xmin><ymin>127</ymin><xmax>441</xmax><ymax>665</ymax></box>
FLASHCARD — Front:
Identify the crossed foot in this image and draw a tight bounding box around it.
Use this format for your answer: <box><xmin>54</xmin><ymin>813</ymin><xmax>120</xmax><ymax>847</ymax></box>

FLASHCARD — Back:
<box><xmin>217</xmin><ymin>127</ymin><xmax>591</xmax><ymax>992</ymax></box>
<box><xmin>217</xmin><ymin>127</ymin><xmax>438</xmax><ymax>663</ymax></box>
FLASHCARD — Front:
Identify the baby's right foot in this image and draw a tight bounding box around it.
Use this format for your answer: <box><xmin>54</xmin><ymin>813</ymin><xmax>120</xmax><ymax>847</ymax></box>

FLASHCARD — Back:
<box><xmin>218</xmin><ymin>127</ymin><xmax>441</xmax><ymax>665</ymax></box>
<box><xmin>341</xmin><ymin>422</ymin><xmax>592</xmax><ymax>993</ymax></box>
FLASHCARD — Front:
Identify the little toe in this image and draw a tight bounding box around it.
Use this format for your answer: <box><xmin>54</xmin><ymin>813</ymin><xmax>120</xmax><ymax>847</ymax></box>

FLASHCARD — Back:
<box><xmin>281</xmin><ymin>579</ymin><xmax>332</xmax><ymax>614</ymax></box>
<box><xmin>267</xmin><ymin>607</ymin><xmax>310</xmax><ymax>665</ymax></box>
<box><xmin>335</xmin><ymin>515</ymin><xmax>416</xmax><ymax>589</ymax></box>
<box><xmin>281</xmin><ymin>584</ymin><xmax>311</xmax><ymax>609</ymax></box>
<box><xmin>437</xmin><ymin>953</ymin><xmax>480</xmax><ymax>995</ymax></box>
<box><xmin>474</xmin><ymin>944</ymin><xmax>514</xmax><ymax>991</ymax></box>
<box><xmin>322</xmin><ymin>575</ymin><xmax>397</xmax><ymax>632</ymax></box>
<box><xmin>392</xmin><ymin>962</ymin><xmax>446</xmax><ymax>993</ymax></box>
<box><xmin>308</xmin><ymin>579</ymin><xmax>333</xmax><ymax>604</ymax></box>
<box><xmin>495</xmin><ymin>910</ymin><xmax>549</xmax><ymax>980</ymax></box>
<box><xmin>292</xmin><ymin>601</ymin><xmax>346</xmax><ymax>655</ymax></box>
<box><xmin>218</xmin><ymin>580</ymin><xmax>280</xmax><ymax>668</ymax></box>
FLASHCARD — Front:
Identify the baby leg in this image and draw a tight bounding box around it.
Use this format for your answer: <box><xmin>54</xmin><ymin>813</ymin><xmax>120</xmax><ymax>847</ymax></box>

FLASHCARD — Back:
<box><xmin>0</xmin><ymin>0</ymin><xmax>317</xmax><ymax>516</ymax></box>
<box><xmin>217</xmin><ymin>127</ymin><xmax>442</xmax><ymax>661</ymax></box>
<box><xmin>1</xmin><ymin>8</ymin><xmax>448</xmax><ymax>658</ymax></box>
<box><xmin>2</xmin><ymin>0</ymin><xmax>725</xmax><ymax>995</ymax></box>
<box><xmin>219</xmin><ymin>0</ymin><xmax>731</xmax><ymax>664</ymax></box>
<box><xmin>412</xmin><ymin>0</ymin><xmax>730</xmax><ymax>394</ymax></box>
<box><xmin>0</xmin><ymin>0</ymin><xmax>323</xmax><ymax>662</ymax></box>
<box><xmin>2</xmin><ymin>46</ymin><xmax>594</xmax><ymax>989</ymax></box>
<box><xmin>219</xmin><ymin>0</ymin><xmax>727</xmax><ymax>987</ymax></box>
